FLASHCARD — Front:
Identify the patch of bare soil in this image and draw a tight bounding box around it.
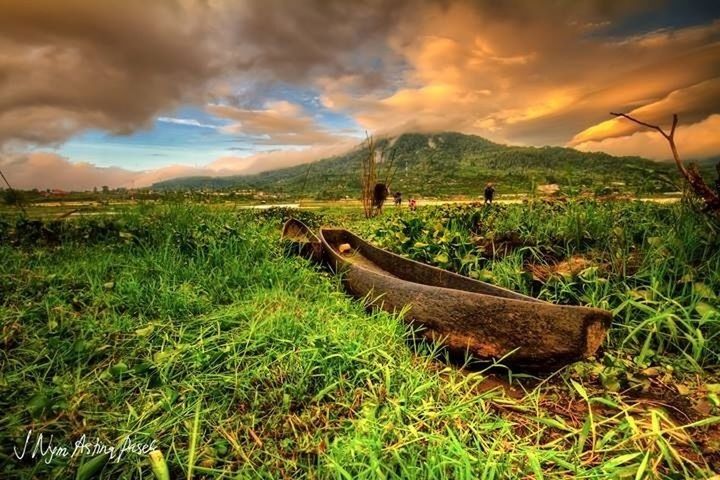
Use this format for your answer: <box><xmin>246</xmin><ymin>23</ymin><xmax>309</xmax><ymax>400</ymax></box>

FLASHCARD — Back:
<box><xmin>526</xmin><ymin>255</ymin><xmax>595</xmax><ymax>282</ymax></box>
<box><xmin>472</xmin><ymin>231</ymin><xmax>528</xmax><ymax>259</ymax></box>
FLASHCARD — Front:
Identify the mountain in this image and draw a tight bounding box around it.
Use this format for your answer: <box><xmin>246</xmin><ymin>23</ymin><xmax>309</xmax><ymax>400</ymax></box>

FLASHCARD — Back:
<box><xmin>153</xmin><ymin>132</ymin><xmax>691</xmax><ymax>198</ymax></box>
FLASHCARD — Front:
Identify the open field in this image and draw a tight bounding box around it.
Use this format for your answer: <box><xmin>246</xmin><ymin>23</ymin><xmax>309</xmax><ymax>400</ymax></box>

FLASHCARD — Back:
<box><xmin>1</xmin><ymin>200</ymin><xmax>719</xmax><ymax>479</ymax></box>
<box><xmin>0</xmin><ymin>192</ymin><xmax>683</xmax><ymax>220</ymax></box>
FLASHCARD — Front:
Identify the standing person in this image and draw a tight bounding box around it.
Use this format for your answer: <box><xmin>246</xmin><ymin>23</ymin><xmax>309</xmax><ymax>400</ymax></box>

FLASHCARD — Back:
<box><xmin>394</xmin><ymin>191</ymin><xmax>402</xmax><ymax>207</ymax></box>
<box><xmin>484</xmin><ymin>183</ymin><xmax>495</xmax><ymax>205</ymax></box>
<box><xmin>372</xmin><ymin>183</ymin><xmax>389</xmax><ymax>215</ymax></box>
<box><xmin>409</xmin><ymin>198</ymin><xmax>417</xmax><ymax>211</ymax></box>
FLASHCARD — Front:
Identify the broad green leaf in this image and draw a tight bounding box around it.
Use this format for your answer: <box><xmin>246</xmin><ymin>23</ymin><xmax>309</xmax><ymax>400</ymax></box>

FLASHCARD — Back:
<box><xmin>571</xmin><ymin>379</ymin><xmax>589</xmax><ymax>400</ymax></box>
<box><xmin>434</xmin><ymin>252</ymin><xmax>449</xmax><ymax>264</ymax></box>
<box><xmin>135</xmin><ymin>324</ymin><xmax>155</xmax><ymax>337</ymax></box>
<box><xmin>705</xmin><ymin>383</ymin><xmax>720</xmax><ymax>393</ymax></box>
<box><xmin>693</xmin><ymin>282</ymin><xmax>717</xmax><ymax>299</ymax></box>
<box><xmin>696</xmin><ymin>302</ymin><xmax>718</xmax><ymax>317</ymax></box>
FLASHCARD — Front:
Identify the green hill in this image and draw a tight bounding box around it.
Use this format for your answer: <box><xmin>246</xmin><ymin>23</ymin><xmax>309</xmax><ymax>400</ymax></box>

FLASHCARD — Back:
<box><xmin>153</xmin><ymin>132</ymin><xmax>686</xmax><ymax>198</ymax></box>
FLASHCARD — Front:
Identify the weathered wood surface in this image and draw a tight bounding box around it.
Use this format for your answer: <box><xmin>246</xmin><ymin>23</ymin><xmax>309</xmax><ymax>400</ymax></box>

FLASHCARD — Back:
<box><xmin>281</xmin><ymin>218</ymin><xmax>323</xmax><ymax>262</ymax></box>
<box><xmin>319</xmin><ymin>227</ymin><xmax>612</xmax><ymax>369</ymax></box>
<box><xmin>281</xmin><ymin>219</ymin><xmax>612</xmax><ymax>368</ymax></box>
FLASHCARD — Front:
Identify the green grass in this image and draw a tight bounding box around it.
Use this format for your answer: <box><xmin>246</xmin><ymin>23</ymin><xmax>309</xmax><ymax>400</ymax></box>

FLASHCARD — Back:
<box><xmin>1</xmin><ymin>203</ymin><xmax>719</xmax><ymax>478</ymax></box>
<box><xmin>362</xmin><ymin>201</ymin><xmax>720</xmax><ymax>369</ymax></box>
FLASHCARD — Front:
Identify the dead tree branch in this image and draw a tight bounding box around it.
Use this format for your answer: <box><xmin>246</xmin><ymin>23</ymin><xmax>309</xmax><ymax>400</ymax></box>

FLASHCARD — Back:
<box><xmin>610</xmin><ymin>112</ymin><xmax>719</xmax><ymax>215</ymax></box>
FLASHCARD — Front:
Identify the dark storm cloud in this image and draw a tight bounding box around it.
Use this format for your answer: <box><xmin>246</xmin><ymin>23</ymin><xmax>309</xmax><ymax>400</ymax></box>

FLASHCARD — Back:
<box><xmin>0</xmin><ymin>0</ymin><xmax>227</xmax><ymax>146</ymax></box>
<box><xmin>227</xmin><ymin>0</ymin><xmax>417</xmax><ymax>81</ymax></box>
<box><xmin>0</xmin><ymin>0</ymin><xmax>419</xmax><ymax>148</ymax></box>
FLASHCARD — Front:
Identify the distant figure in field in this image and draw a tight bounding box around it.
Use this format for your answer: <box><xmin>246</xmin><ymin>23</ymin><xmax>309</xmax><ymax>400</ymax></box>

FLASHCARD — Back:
<box><xmin>409</xmin><ymin>198</ymin><xmax>417</xmax><ymax>211</ymax></box>
<box><xmin>393</xmin><ymin>191</ymin><xmax>402</xmax><ymax>207</ymax></box>
<box><xmin>373</xmin><ymin>183</ymin><xmax>389</xmax><ymax>214</ymax></box>
<box><xmin>484</xmin><ymin>183</ymin><xmax>495</xmax><ymax>205</ymax></box>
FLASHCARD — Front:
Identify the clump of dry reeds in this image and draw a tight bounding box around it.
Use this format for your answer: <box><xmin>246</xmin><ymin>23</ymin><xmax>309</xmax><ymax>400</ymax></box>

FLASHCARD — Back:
<box><xmin>360</xmin><ymin>134</ymin><xmax>378</xmax><ymax>219</ymax></box>
<box><xmin>361</xmin><ymin>134</ymin><xmax>397</xmax><ymax>218</ymax></box>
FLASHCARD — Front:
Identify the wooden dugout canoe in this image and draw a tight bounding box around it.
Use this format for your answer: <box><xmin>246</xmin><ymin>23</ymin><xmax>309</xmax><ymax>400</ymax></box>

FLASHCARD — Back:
<box><xmin>318</xmin><ymin>227</ymin><xmax>612</xmax><ymax>369</ymax></box>
<box><xmin>281</xmin><ymin>218</ymin><xmax>323</xmax><ymax>262</ymax></box>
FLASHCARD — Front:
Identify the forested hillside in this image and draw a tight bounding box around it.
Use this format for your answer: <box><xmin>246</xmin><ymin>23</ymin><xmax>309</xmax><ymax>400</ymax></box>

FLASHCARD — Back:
<box><xmin>154</xmin><ymin>132</ymin><xmax>683</xmax><ymax>198</ymax></box>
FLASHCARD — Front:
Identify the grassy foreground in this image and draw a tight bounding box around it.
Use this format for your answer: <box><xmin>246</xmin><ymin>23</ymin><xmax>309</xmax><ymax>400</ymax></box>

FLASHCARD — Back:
<box><xmin>1</xmin><ymin>202</ymin><xmax>719</xmax><ymax>478</ymax></box>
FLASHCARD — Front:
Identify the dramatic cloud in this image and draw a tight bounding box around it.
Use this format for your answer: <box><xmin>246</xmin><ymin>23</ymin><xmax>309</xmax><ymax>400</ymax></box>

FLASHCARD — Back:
<box><xmin>0</xmin><ymin>144</ymin><xmax>362</xmax><ymax>190</ymax></box>
<box><xmin>318</xmin><ymin>4</ymin><xmax>720</xmax><ymax>147</ymax></box>
<box><xmin>574</xmin><ymin>114</ymin><xmax>720</xmax><ymax>160</ymax></box>
<box><xmin>1</xmin><ymin>0</ymin><xmax>719</xmax><ymax>189</ymax></box>
<box><xmin>207</xmin><ymin>101</ymin><xmax>355</xmax><ymax>145</ymax></box>
<box><xmin>206</xmin><ymin>140</ymin><xmax>358</xmax><ymax>174</ymax></box>
<box><xmin>224</xmin><ymin>0</ymin><xmax>415</xmax><ymax>88</ymax></box>
<box><xmin>0</xmin><ymin>0</ymin><xmax>229</xmax><ymax>147</ymax></box>
<box><xmin>0</xmin><ymin>153</ymin><xmax>138</xmax><ymax>190</ymax></box>
<box><xmin>570</xmin><ymin>78</ymin><xmax>720</xmax><ymax>146</ymax></box>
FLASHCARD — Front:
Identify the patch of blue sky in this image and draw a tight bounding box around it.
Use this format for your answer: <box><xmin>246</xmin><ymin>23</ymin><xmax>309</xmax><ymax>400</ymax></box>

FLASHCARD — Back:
<box><xmin>58</xmin><ymin>136</ymin><xmax>229</xmax><ymax>170</ymax></box>
<box><xmin>589</xmin><ymin>0</ymin><xmax>720</xmax><ymax>39</ymax></box>
<box><xmin>228</xmin><ymin>81</ymin><xmax>363</xmax><ymax>135</ymax></box>
<box><xmin>57</xmin><ymin>83</ymin><xmax>364</xmax><ymax>170</ymax></box>
<box><xmin>55</xmin><ymin>103</ymin><xmax>267</xmax><ymax>169</ymax></box>
<box><xmin>316</xmin><ymin>110</ymin><xmax>364</xmax><ymax>137</ymax></box>
<box><xmin>57</xmin><ymin>120</ymin><xmax>233</xmax><ymax>170</ymax></box>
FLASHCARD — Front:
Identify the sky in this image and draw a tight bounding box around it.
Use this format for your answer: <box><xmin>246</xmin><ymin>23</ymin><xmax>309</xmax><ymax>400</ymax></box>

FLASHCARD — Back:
<box><xmin>1</xmin><ymin>0</ymin><xmax>719</xmax><ymax>190</ymax></box>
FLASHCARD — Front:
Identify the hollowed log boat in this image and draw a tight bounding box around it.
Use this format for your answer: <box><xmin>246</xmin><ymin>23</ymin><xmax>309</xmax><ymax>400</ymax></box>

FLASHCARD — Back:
<box><xmin>281</xmin><ymin>218</ymin><xmax>323</xmax><ymax>262</ymax></box>
<box><xmin>319</xmin><ymin>227</ymin><xmax>612</xmax><ymax>369</ymax></box>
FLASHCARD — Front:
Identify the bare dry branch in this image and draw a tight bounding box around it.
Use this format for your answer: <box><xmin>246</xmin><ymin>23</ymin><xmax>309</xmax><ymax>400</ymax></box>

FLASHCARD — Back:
<box><xmin>669</xmin><ymin>113</ymin><xmax>678</xmax><ymax>139</ymax></box>
<box><xmin>610</xmin><ymin>112</ymin><xmax>720</xmax><ymax>216</ymax></box>
<box><xmin>610</xmin><ymin>112</ymin><xmax>668</xmax><ymax>138</ymax></box>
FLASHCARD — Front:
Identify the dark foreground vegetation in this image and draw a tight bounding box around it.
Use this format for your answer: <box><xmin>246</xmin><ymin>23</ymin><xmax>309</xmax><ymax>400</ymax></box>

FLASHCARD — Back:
<box><xmin>1</xmin><ymin>201</ymin><xmax>719</xmax><ymax>478</ymax></box>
